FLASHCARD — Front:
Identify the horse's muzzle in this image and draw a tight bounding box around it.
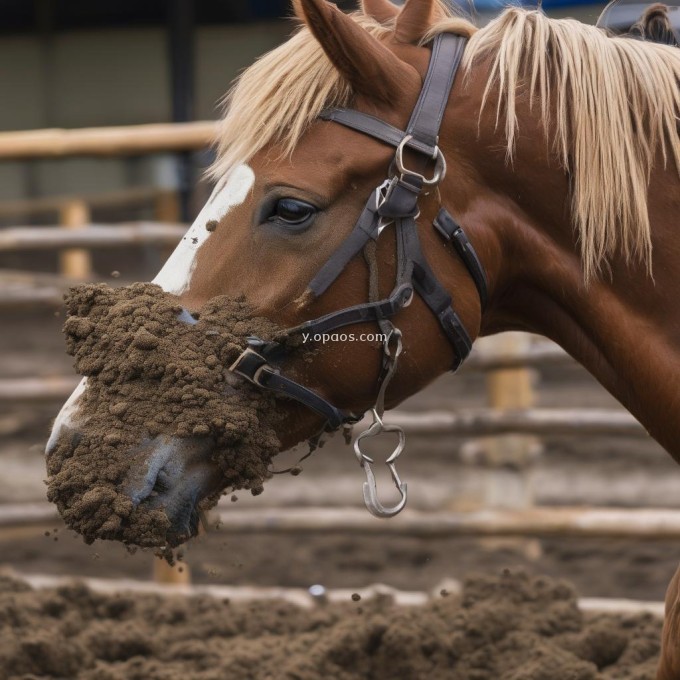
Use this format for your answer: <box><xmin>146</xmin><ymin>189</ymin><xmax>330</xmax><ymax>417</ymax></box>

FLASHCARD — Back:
<box><xmin>124</xmin><ymin>435</ymin><xmax>222</xmax><ymax>546</ymax></box>
<box><xmin>47</xmin><ymin>419</ymin><xmax>222</xmax><ymax>547</ymax></box>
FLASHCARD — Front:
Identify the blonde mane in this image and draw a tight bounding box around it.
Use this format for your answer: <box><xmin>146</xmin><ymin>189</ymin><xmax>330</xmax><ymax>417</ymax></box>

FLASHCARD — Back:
<box><xmin>209</xmin><ymin>1</ymin><xmax>473</xmax><ymax>177</ymax></box>
<box><xmin>212</xmin><ymin>4</ymin><xmax>680</xmax><ymax>282</ymax></box>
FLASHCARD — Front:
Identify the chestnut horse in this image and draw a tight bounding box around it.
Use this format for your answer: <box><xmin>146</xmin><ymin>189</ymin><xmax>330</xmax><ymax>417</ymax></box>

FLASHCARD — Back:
<box><xmin>48</xmin><ymin>0</ymin><xmax>680</xmax><ymax>675</ymax></box>
<box><xmin>630</xmin><ymin>3</ymin><xmax>679</xmax><ymax>45</ymax></box>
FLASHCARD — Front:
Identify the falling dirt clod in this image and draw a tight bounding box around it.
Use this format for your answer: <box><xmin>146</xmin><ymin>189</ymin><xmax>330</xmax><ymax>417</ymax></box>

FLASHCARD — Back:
<box><xmin>47</xmin><ymin>283</ymin><xmax>288</xmax><ymax>549</ymax></box>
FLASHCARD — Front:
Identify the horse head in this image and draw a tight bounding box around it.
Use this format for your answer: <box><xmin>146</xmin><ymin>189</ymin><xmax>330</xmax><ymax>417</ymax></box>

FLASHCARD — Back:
<box><xmin>47</xmin><ymin>0</ymin><xmax>488</xmax><ymax>547</ymax></box>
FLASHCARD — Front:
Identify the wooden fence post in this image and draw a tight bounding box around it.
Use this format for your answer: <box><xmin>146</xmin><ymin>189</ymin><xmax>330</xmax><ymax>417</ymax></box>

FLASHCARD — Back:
<box><xmin>459</xmin><ymin>333</ymin><xmax>543</xmax><ymax>558</ymax></box>
<box><xmin>153</xmin><ymin>557</ymin><xmax>191</xmax><ymax>586</ymax></box>
<box><xmin>154</xmin><ymin>190</ymin><xmax>181</xmax><ymax>224</ymax></box>
<box><xmin>457</xmin><ymin>333</ymin><xmax>541</xmax><ymax>501</ymax></box>
<box><xmin>482</xmin><ymin>333</ymin><xmax>541</xmax><ymax>507</ymax></box>
<box><xmin>58</xmin><ymin>200</ymin><xmax>92</xmax><ymax>280</ymax></box>
<box><xmin>154</xmin><ymin>189</ymin><xmax>181</xmax><ymax>265</ymax></box>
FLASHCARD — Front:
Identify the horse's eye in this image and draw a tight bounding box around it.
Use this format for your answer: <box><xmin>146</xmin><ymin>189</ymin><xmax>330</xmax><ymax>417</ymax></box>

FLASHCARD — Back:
<box><xmin>269</xmin><ymin>198</ymin><xmax>317</xmax><ymax>230</ymax></box>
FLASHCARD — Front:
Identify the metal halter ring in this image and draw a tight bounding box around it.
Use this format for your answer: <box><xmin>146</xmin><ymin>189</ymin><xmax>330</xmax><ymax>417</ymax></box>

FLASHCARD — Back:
<box><xmin>395</xmin><ymin>135</ymin><xmax>447</xmax><ymax>187</ymax></box>
<box><xmin>383</xmin><ymin>327</ymin><xmax>403</xmax><ymax>359</ymax></box>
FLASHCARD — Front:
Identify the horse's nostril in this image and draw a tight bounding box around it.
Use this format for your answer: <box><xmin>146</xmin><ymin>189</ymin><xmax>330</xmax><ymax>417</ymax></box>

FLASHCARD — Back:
<box><xmin>127</xmin><ymin>437</ymin><xmax>176</xmax><ymax>507</ymax></box>
<box><xmin>176</xmin><ymin>308</ymin><xmax>198</xmax><ymax>325</ymax></box>
<box><xmin>152</xmin><ymin>469</ymin><xmax>171</xmax><ymax>495</ymax></box>
<box><xmin>121</xmin><ymin>436</ymin><xmax>218</xmax><ymax>545</ymax></box>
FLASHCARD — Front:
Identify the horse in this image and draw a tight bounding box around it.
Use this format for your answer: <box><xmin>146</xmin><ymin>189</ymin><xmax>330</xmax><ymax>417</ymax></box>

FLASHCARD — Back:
<box><xmin>630</xmin><ymin>3</ymin><xmax>679</xmax><ymax>45</ymax></box>
<box><xmin>47</xmin><ymin>0</ymin><xmax>680</xmax><ymax>675</ymax></box>
<box><xmin>599</xmin><ymin>0</ymin><xmax>680</xmax><ymax>46</ymax></box>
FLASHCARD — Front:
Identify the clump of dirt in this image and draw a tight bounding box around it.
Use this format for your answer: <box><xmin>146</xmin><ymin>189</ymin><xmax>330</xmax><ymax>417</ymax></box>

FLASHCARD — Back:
<box><xmin>0</xmin><ymin>571</ymin><xmax>661</xmax><ymax>679</ymax></box>
<box><xmin>47</xmin><ymin>283</ymin><xmax>289</xmax><ymax>549</ymax></box>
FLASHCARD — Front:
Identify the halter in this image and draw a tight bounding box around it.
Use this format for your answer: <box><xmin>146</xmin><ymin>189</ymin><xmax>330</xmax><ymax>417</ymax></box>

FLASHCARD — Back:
<box><xmin>227</xmin><ymin>33</ymin><xmax>488</xmax><ymax>518</ymax></box>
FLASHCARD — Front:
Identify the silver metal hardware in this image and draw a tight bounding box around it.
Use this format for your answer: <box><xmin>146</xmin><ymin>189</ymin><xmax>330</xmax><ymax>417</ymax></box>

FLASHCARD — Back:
<box><xmin>354</xmin><ymin>408</ymin><xmax>407</xmax><ymax>518</ymax></box>
<box><xmin>374</xmin><ymin>178</ymin><xmax>397</xmax><ymax>235</ymax></box>
<box><xmin>395</xmin><ymin>135</ymin><xmax>447</xmax><ymax>187</ymax></box>
<box><xmin>353</xmin><ymin>328</ymin><xmax>408</xmax><ymax>518</ymax></box>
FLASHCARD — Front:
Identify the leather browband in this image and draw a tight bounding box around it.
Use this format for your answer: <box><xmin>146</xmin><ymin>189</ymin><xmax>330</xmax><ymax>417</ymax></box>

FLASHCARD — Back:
<box><xmin>319</xmin><ymin>109</ymin><xmax>438</xmax><ymax>158</ymax></box>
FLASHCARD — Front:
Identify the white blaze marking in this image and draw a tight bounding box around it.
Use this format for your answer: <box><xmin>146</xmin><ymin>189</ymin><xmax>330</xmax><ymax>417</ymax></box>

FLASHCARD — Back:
<box><xmin>46</xmin><ymin>377</ymin><xmax>87</xmax><ymax>456</ymax></box>
<box><xmin>153</xmin><ymin>164</ymin><xmax>255</xmax><ymax>295</ymax></box>
<box><xmin>46</xmin><ymin>164</ymin><xmax>255</xmax><ymax>455</ymax></box>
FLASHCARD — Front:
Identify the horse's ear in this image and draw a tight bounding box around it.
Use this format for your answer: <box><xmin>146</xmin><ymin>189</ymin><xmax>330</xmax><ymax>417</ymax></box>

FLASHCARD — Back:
<box><xmin>291</xmin><ymin>0</ymin><xmax>305</xmax><ymax>20</ymax></box>
<box><xmin>294</xmin><ymin>0</ymin><xmax>417</xmax><ymax>105</ymax></box>
<box><xmin>361</xmin><ymin>0</ymin><xmax>399</xmax><ymax>23</ymax></box>
<box><xmin>395</xmin><ymin>0</ymin><xmax>437</xmax><ymax>44</ymax></box>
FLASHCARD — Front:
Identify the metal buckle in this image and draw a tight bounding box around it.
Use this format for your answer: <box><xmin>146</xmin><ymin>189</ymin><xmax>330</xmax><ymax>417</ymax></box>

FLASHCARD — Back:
<box><xmin>229</xmin><ymin>348</ymin><xmax>274</xmax><ymax>386</ymax></box>
<box><xmin>395</xmin><ymin>135</ymin><xmax>447</xmax><ymax>187</ymax></box>
<box><xmin>374</xmin><ymin>179</ymin><xmax>394</xmax><ymax>210</ymax></box>
<box><xmin>383</xmin><ymin>327</ymin><xmax>403</xmax><ymax>360</ymax></box>
<box><xmin>375</xmin><ymin>178</ymin><xmax>396</xmax><ymax>235</ymax></box>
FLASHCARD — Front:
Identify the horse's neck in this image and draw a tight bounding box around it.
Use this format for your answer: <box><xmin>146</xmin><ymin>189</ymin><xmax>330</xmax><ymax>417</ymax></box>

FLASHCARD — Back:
<box><xmin>476</xmin><ymin>165</ymin><xmax>680</xmax><ymax>459</ymax></box>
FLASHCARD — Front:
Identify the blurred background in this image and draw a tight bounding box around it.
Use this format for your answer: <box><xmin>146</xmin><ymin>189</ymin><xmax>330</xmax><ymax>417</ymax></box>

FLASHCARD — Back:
<box><xmin>1</xmin><ymin>0</ymin><xmax>679</xmax><ymax>605</ymax></box>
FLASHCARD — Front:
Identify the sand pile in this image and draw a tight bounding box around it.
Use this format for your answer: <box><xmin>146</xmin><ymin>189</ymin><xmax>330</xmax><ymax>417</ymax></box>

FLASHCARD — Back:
<box><xmin>47</xmin><ymin>283</ymin><xmax>287</xmax><ymax>548</ymax></box>
<box><xmin>0</xmin><ymin>571</ymin><xmax>661</xmax><ymax>679</ymax></box>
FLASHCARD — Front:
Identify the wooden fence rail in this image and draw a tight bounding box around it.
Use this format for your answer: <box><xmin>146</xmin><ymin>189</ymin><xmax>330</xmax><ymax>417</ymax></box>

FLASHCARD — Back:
<box><xmin>9</xmin><ymin>572</ymin><xmax>665</xmax><ymax>617</ymax></box>
<box><xmin>0</xmin><ymin>121</ymin><xmax>217</xmax><ymax>160</ymax></box>
<box><xmin>380</xmin><ymin>408</ymin><xmax>646</xmax><ymax>438</ymax></box>
<box><xmin>0</xmin><ymin>377</ymin><xmax>80</xmax><ymax>402</ymax></box>
<box><xmin>3</xmin><ymin>502</ymin><xmax>680</xmax><ymax>541</ymax></box>
<box><xmin>0</xmin><ymin>222</ymin><xmax>186</xmax><ymax>251</ymax></box>
<box><xmin>0</xmin><ymin>187</ymin><xmax>170</xmax><ymax>220</ymax></box>
<box><xmin>463</xmin><ymin>343</ymin><xmax>571</xmax><ymax>371</ymax></box>
<box><xmin>216</xmin><ymin>506</ymin><xmax>680</xmax><ymax>540</ymax></box>
<box><xmin>0</xmin><ymin>287</ymin><xmax>65</xmax><ymax>310</ymax></box>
